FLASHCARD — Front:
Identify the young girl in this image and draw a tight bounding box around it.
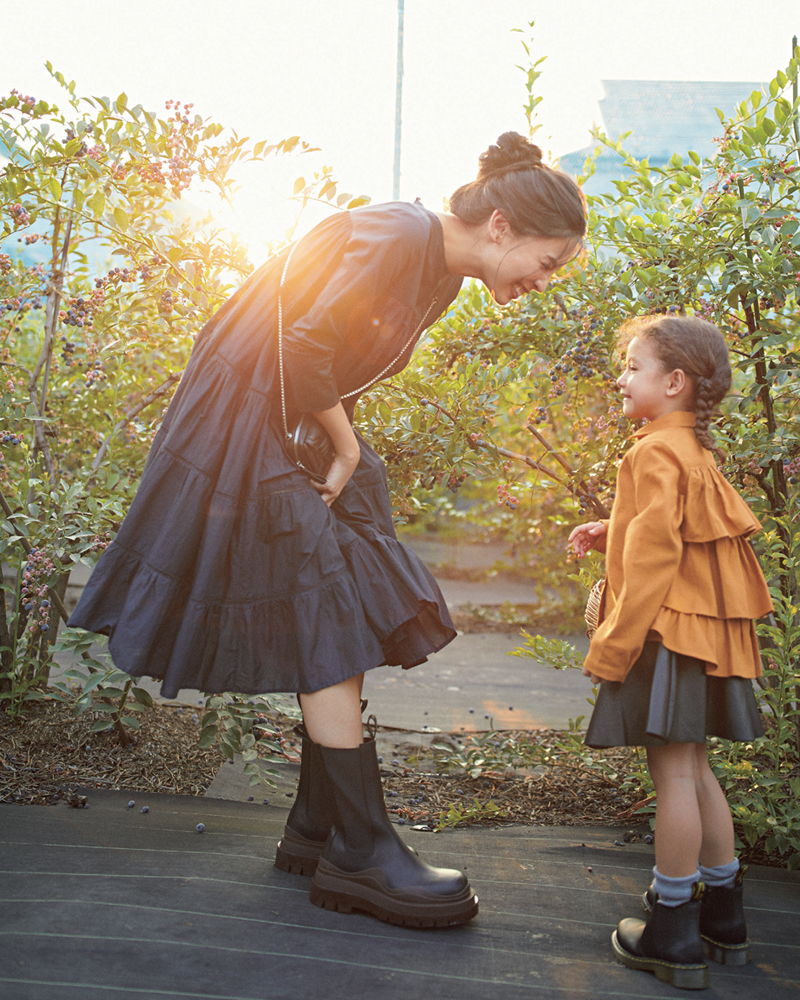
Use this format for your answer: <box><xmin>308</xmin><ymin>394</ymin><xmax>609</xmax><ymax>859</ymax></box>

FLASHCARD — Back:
<box><xmin>569</xmin><ymin>315</ymin><xmax>773</xmax><ymax>990</ymax></box>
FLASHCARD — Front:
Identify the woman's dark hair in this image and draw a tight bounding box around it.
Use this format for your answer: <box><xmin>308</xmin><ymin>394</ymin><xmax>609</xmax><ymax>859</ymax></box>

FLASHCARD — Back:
<box><xmin>618</xmin><ymin>314</ymin><xmax>732</xmax><ymax>452</ymax></box>
<box><xmin>449</xmin><ymin>131</ymin><xmax>586</xmax><ymax>246</ymax></box>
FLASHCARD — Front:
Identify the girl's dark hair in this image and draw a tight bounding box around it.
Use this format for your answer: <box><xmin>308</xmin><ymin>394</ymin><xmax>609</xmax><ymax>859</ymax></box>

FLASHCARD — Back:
<box><xmin>449</xmin><ymin>131</ymin><xmax>586</xmax><ymax>247</ymax></box>
<box><xmin>618</xmin><ymin>315</ymin><xmax>732</xmax><ymax>452</ymax></box>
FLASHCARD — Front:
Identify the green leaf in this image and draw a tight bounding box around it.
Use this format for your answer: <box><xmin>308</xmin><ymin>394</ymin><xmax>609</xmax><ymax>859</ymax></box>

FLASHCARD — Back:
<box><xmin>116</xmin><ymin>92</ymin><xmax>128</xmax><ymax>112</ymax></box>
<box><xmin>89</xmin><ymin>191</ymin><xmax>105</xmax><ymax>217</ymax></box>
<box><xmin>113</xmin><ymin>206</ymin><xmax>128</xmax><ymax>231</ymax></box>
<box><xmin>49</xmin><ymin>177</ymin><xmax>62</xmax><ymax>200</ymax></box>
<box><xmin>198</xmin><ymin>728</ymin><xmax>218</xmax><ymax>748</ymax></box>
<box><xmin>292</xmin><ymin>176</ymin><xmax>305</xmax><ymax>195</ymax></box>
<box><xmin>121</xmin><ymin>716</ymin><xmax>140</xmax><ymax>729</ymax></box>
<box><xmin>132</xmin><ymin>687</ymin><xmax>154</xmax><ymax>707</ymax></box>
<box><xmin>91</xmin><ymin>718</ymin><xmax>115</xmax><ymax>732</ymax></box>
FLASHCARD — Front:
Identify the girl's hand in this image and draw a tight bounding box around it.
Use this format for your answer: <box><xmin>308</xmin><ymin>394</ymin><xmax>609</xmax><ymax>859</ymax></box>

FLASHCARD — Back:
<box><xmin>312</xmin><ymin>452</ymin><xmax>360</xmax><ymax>507</ymax></box>
<box><xmin>568</xmin><ymin>521</ymin><xmax>607</xmax><ymax>559</ymax></box>
<box><xmin>582</xmin><ymin>666</ymin><xmax>602</xmax><ymax>683</ymax></box>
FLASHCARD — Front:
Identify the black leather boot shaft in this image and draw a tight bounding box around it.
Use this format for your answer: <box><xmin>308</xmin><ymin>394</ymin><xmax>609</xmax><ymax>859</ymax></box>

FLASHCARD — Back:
<box><xmin>319</xmin><ymin>738</ymin><xmax>467</xmax><ymax>894</ymax></box>
<box><xmin>284</xmin><ymin>723</ymin><xmax>332</xmax><ymax>843</ymax></box>
<box><xmin>700</xmin><ymin>869</ymin><xmax>747</xmax><ymax>945</ymax></box>
<box><xmin>639</xmin><ymin>897</ymin><xmax>705</xmax><ymax>965</ymax></box>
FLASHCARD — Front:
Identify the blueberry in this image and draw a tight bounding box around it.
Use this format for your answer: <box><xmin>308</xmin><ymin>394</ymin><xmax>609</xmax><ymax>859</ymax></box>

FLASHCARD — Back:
<box><xmin>196</xmin><ymin>823</ymin><xmax>205</xmax><ymax>833</ymax></box>
<box><xmin>469</xmin><ymin>708</ymin><xmax>474</xmax><ymax>713</ymax></box>
<box><xmin>392</xmin><ymin>758</ymin><xmax>400</xmax><ymax>766</ymax></box>
<box><xmin>127</xmin><ymin>800</ymin><xmax>135</xmax><ymax>808</ymax></box>
<box><xmin>262</xmin><ymin>798</ymin><xmax>269</xmax><ymax>805</ymax></box>
<box><xmin>141</xmin><ymin>806</ymin><xmax>149</xmax><ymax>814</ymax></box>
<box><xmin>645</xmin><ymin>834</ymin><xmax>654</xmax><ymax>845</ymax></box>
<box><xmin>377</xmin><ymin>756</ymin><xmax>383</xmax><ymax>764</ymax></box>
<box><xmin>247</xmin><ymin>795</ymin><xmax>254</xmax><ymax>802</ymax></box>
<box><xmin>397</xmin><ymin>818</ymin><xmax>406</xmax><ymax>825</ymax></box>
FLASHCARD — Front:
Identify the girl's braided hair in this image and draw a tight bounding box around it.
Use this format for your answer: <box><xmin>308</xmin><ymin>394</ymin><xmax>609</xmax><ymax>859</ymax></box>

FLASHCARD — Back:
<box><xmin>618</xmin><ymin>315</ymin><xmax>732</xmax><ymax>453</ymax></box>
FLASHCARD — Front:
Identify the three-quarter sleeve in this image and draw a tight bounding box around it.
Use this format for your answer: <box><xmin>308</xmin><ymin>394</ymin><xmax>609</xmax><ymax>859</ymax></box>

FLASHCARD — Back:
<box><xmin>584</xmin><ymin>439</ymin><xmax>685</xmax><ymax>681</ymax></box>
<box><xmin>281</xmin><ymin>211</ymin><xmax>432</xmax><ymax>414</ymax></box>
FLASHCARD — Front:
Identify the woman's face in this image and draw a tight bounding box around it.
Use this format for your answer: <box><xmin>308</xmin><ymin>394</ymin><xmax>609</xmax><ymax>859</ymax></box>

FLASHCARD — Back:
<box><xmin>483</xmin><ymin>216</ymin><xmax>576</xmax><ymax>305</ymax></box>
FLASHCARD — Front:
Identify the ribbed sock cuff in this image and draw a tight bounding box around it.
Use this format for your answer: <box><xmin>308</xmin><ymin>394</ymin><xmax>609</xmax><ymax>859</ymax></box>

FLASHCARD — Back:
<box><xmin>653</xmin><ymin>866</ymin><xmax>701</xmax><ymax>908</ymax></box>
<box><xmin>699</xmin><ymin>858</ymin><xmax>739</xmax><ymax>888</ymax></box>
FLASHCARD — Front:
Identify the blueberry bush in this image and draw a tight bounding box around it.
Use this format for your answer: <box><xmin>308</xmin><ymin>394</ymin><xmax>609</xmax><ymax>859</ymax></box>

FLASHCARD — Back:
<box><xmin>0</xmin><ymin>68</ymin><xmax>364</xmax><ymax>753</ymax></box>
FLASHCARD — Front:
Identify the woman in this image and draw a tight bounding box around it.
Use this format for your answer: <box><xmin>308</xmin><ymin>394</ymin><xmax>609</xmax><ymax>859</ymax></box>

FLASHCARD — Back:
<box><xmin>70</xmin><ymin>131</ymin><xmax>586</xmax><ymax>928</ymax></box>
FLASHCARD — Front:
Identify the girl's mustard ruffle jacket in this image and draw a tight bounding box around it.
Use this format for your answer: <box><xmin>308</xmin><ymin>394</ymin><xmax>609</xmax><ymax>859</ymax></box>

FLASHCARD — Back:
<box><xmin>585</xmin><ymin>410</ymin><xmax>774</xmax><ymax>684</ymax></box>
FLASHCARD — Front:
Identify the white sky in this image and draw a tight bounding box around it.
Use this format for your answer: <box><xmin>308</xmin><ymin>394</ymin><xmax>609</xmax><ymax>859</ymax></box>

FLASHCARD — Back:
<box><xmin>3</xmin><ymin>0</ymin><xmax>799</xmax><ymax>258</ymax></box>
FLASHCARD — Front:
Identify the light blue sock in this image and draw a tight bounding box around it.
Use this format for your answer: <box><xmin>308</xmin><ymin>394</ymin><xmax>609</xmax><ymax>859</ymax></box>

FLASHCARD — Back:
<box><xmin>699</xmin><ymin>858</ymin><xmax>739</xmax><ymax>888</ymax></box>
<box><xmin>653</xmin><ymin>866</ymin><xmax>700</xmax><ymax>908</ymax></box>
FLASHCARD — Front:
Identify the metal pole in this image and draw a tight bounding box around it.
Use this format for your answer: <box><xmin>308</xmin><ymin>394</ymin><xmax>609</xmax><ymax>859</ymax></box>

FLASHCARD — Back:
<box><xmin>393</xmin><ymin>0</ymin><xmax>404</xmax><ymax>200</ymax></box>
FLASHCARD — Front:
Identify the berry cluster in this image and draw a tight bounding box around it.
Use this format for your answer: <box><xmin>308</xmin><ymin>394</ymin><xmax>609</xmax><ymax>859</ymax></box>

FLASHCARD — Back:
<box><xmin>21</xmin><ymin>548</ymin><xmax>56</xmax><ymax>636</ymax></box>
<box><xmin>9</xmin><ymin>89</ymin><xmax>36</xmax><ymax>112</ymax></box>
<box><xmin>159</xmin><ymin>289</ymin><xmax>175</xmax><ymax>314</ymax></box>
<box><xmin>88</xmin><ymin>532</ymin><xmax>111</xmax><ymax>554</ymax></box>
<box><xmin>576</xmin><ymin>475</ymin><xmax>612</xmax><ymax>516</ymax></box>
<box><xmin>0</xmin><ymin>253</ymin><xmax>12</xmax><ymax>275</ymax></box>
<box><xmin>84</xmin><ymin>362</ymin><xmax>106</xmax><ymax>389</ymax></box>
<box><xmin>64</xmin><ymin>128</ymin><xmax>88</xmax><ymax>159</ymax></box>
<box><xmin>783</xmin><ymin>457</ymin><xmax>800</xmax><ymax>485</ymax></box>
<box><xmin>446</xmin><ymin>470</ymin><xmax>468</xmax><ymax>493</ymax></box>
<box><xmin>1</xmin><ymin>432</ymin><xmax>22</xmax><ymax>446</ymax></box>
<box><xmin>497</xmin><ymin>484</ymin><xmax>519</xmax><ymax>510</ymax></box>
<box><xmin>61</xmin><ymin>297</ymin><xmax>91</xmax><ymax>330</ymax></box>
<box><xmin>9</xmin><ymin>203</ymin><xmax>30</xmax><ymax>226</ymax></box>
<box><xmin>59</xmin><ymin>337</ymin><xmax>77</xmax><ymax>367</ymax></box>
<box><xmin>93</xmin><ymin>265</ymin><xmax>138</xmax><ymax>290</ymax></box>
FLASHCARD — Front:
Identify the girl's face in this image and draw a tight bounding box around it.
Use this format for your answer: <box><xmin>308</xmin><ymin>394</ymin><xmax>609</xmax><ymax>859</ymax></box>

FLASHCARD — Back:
<box><xmin>616</xmin><ymin>336</ymin><xmax>678</xmax><ymax>422</ymax></box>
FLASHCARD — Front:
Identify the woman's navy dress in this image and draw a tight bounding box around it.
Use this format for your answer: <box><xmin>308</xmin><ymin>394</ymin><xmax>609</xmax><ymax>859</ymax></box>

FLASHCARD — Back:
<box><xmin>69</xmin><ymin>202</ymin><xmax>464</xmax><ymax>698</ymax></box>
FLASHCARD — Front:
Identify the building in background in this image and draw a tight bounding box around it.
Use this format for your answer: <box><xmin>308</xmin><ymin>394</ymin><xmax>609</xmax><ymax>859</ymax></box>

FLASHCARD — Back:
<box><xmin>559</xmin><ymin>80</ymin><xmax>763</xmax><ymax>194</ymax></box>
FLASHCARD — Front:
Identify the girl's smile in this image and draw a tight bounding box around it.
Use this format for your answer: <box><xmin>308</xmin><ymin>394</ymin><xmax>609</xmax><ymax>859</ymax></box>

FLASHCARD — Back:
<box><xmin>616</xmin><ymin>335</ymin><xmax>688</xmax><ymax>422</ymax></box>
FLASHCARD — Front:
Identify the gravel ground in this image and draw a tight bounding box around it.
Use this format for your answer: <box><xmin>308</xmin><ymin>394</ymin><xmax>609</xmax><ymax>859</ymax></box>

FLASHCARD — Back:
<box><xmin>0</xmin><ymin>692</ymin><xmax>787</xmax><ymax>868</ymax></box>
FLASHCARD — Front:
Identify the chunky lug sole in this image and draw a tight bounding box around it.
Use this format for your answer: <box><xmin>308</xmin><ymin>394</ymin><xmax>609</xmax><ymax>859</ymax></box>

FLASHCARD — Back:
<box><xmin>612</xmin><ymin>930</ymin><xmax>709</xmax><ymax>990</ymax></box>
<box><xmin>309</xmin><ymin>857</ymin><xmax>479</xmax><ymax>928</ymax></box>
<box><xmin>642</xmin><ymin>889</ymin><xmax>750</xmax><ymax>965</ymax></box>
<box><xmin>274</xmin><ymin>827</ymin><xmax>326</xmax><ymax>877</ymax></box>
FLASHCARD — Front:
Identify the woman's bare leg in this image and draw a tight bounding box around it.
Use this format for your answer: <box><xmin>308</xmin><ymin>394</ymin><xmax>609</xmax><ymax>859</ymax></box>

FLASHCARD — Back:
<box><xmin>298</xmin><ymin>674</ymin><xmax>364</xmax><ymax>748</ymax></box>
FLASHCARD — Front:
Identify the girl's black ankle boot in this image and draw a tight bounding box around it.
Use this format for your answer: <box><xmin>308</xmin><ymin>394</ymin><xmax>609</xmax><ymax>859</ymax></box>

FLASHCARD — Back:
<box><xmin>643</xmin><ymin>866</ymin><xmax>750</xmax><ymax>965</ymax></box>
<box><xmin>614</xmin><ymin>883</ymin><xmax>709</xmax><ymax>990</ymax></box>
<box><xmin>309</xmin><ymin>727</ymin><xmax>478</xmax><ymax>928</ymax></box>
<box><xmin>699</xmin><ymin>866</ymin><xmax>749</xmax><ymax>965</ymax></box>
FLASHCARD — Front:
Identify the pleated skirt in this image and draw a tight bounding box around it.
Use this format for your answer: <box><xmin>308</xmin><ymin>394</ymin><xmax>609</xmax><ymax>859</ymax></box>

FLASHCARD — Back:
<box><xmin>585</xmin><ymin>641</ymin><xmax>764</xmax><ymax>748</ymax></box>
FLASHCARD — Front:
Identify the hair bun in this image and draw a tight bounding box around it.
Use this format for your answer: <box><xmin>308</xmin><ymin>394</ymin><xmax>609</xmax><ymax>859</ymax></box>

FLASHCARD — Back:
<box><xmin>478</xmin><ymin>132</ymin><xmax>543</xmax><ymax>179</ymax></box>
